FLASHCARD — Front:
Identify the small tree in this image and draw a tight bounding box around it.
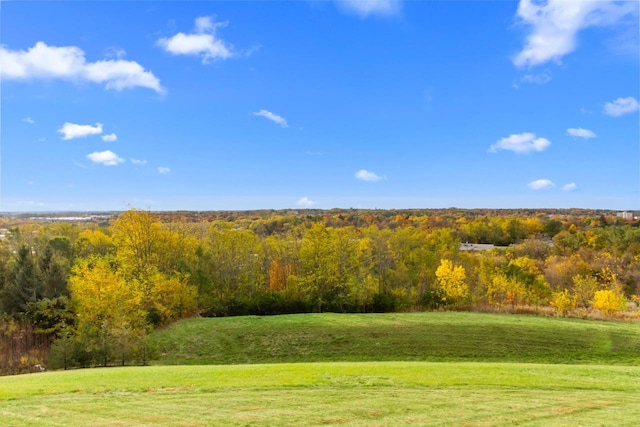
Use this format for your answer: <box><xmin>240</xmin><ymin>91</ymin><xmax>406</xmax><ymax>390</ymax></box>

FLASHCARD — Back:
<box><xmin>549</xmin><ymin>289</ymin><xmax>577</xmax><ymax>316</ymax></box>
<box><xmin>591</xmin><ymin>290</ymin><xmax>626</xmax><ymax>316</ymax></box>
<box><xmin>572</xmin><ymin>274</ymin><xmax>598</xmax><ymax>308</ymax></box>
<box><xmin>435</xmin><ymin>259</ymin><xmax>468</xmax><ymax>305</ymax></box>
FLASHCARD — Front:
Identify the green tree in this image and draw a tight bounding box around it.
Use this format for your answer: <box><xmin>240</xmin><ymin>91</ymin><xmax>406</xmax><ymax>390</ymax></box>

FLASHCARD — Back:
<box><xmin>38</xmin><ymin>243</ymin><xmax>70</xmax><ymax>299</ymax></box>
<box><xmin>1</xmin><ymin>246</ymin><xmax>41</xmax><ymax>317</ymax></box>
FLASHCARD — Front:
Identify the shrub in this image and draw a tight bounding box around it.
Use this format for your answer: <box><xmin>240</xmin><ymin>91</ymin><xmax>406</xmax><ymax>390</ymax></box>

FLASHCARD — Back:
<box><xmin>591</xmin><ymin>289</ymin><xmax>626</xmax><ymax>316</ymax></box>
<box><xmin>549</xmin><ymin>289</ymin><xmax>577</xmax><ymax>316</ymax></box>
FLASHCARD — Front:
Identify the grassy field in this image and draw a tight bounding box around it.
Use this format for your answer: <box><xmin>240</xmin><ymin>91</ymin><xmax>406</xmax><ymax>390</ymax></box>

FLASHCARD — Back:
<box><xmin>2</xmin><ymin>312</ymin><xmax>640</xmax><ymax>426</ymax></box>
<box><xmin>1</xmin><ymin>362</ymin><xmax>640</xmax><ymax>426</ymax></box>
<box><xmin>148</xmin><ymin>312</ymin><xmax>640</xmax><ymax>365</ymax></box>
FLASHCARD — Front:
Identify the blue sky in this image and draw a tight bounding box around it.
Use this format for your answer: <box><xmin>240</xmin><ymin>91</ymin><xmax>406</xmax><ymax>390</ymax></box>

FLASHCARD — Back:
<box><xmin>1</xmin><ymin>0</ymin><xmax>638</xmax><ymax>212</ymax></box>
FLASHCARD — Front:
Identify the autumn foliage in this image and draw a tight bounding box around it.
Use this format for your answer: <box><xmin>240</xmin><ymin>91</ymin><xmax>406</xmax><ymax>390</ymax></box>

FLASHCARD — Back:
<box><xmin>1</xmin><ymin>208</ymin><xmax>639</xmax><ymax>373</ymax></box>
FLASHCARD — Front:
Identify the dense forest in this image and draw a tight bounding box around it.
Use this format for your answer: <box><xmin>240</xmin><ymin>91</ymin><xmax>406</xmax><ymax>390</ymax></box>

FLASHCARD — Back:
<box><xmin>1</xmin><ymin>208</ymin><xmax>639</xmax><ymax>374</ymax></box>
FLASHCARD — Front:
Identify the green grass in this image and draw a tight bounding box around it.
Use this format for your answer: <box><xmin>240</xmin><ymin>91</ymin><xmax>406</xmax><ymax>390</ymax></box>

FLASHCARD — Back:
<box><xmin>1</xmin><ymin>362</ymin><xmax>640</xmax><ymax>426</ymax></box>
<box><xmin>3</xmin><ymin>312</ymin><xmax>639</xmax><ymax>425</ymax></box>
<box><xmin>148</xmin><ymin>312</ymin><xmax>640</xmax><ymax>365</ymax></box>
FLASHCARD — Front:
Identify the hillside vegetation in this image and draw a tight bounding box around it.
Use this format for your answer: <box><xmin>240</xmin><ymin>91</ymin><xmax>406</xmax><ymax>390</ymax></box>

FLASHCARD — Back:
<box><xmin>148</xmin><ymin>312</ymin><xmax>640</xmax><ymax>366</ymax></box>
<box><xmin>2</xmin><ymin>208</ymin><xmax>640</xmax><ymax>374</ymax></box>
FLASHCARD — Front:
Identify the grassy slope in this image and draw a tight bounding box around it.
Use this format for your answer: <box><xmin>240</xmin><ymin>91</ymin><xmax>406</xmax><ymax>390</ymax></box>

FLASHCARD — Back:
<box><xmin>148</xmin><ymin>312</ymin><xmax>640</xmax><ymax>365</ymax></box>
<box><xmin>2</xmin><ymin>312</ymin><xmax>640</xmax><ymax>426</ymax></box>
<box><xmin>1</xmin><ymin>363</ymin><xmax>640</xmax><ymax>426</ymax></box>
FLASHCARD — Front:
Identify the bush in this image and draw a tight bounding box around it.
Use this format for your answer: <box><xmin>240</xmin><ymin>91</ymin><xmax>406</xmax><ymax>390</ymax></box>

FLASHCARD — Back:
<box><xmin>371</xmin><ymin>292</ymin><xmax>399</xmax><ymax>313</ymax></box>
<box><xmin>420</xmin><ymin>288</ymin><xmax>446</xmax><ymax>310</ymax></box>
<box><xmin>591</xmin><ymin>289</ymin><xmax>626</xmax><ymax>316</ymax></box>
<box><xmin>549</xmin><ymin>289</ymin><xmax>577</xmax><ymax>316</ymax></box>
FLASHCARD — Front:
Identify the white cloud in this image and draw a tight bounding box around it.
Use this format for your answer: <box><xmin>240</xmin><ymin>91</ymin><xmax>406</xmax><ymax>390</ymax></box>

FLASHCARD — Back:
<box><xmin>489</xmin><ymin>132</ymin><xmax>551</xmax><ymax>154</ymax></box>
<box><xmin>336</xmin><ymin>0</ymin><xmax>401</xmax><ymax>17</ymax></box>
<box><xmin>73</xmin><ymin>160</ymin><xmax>89</xmax><ymax>169</ymax></box>
<box><xmin>195</xmin><ymin>16</ymin><xmax>216</xmax><ymax>33</ymax></box>
<box><xmin>603</xmin><ymin>96</ymin><xmax>639</xmax><ymax>116</ymax></box>
<box><xmin>562</xmin><ymin>182</ymin><xmax>577</xmax><ymax>192</ymax></box>
<box><xmin>253</xmin><ymin>110</ymin><xmax>288</xmax><ymax>128</ymax></box>
<box><xmin>567</xmin><ymin>128</ymin><xmax>596</xmax><ymax>139</ymax></box>
<box><xmin>130</xmin><ymin>158</ymin><xmax>147</xmax><ymax>165</ymax></box>
<box><xmin>104</xmin><ymin>46</ymin><xmax>126</xmax><ymax>59</ymax></box>
<box><xmin>87</xmin><ymin>150</ymin><xmax>125</xmax><ymax>166</ymax></box>
<box><xmin>0</xmin><ymin>42</ymin><xmax>163</xmax><ymax>93</ymax></box>
<box><xmin>22</xmin><ymin>117</ymin><xmax>35</xmax><ymax>124</ymax></box>
<box><xmin>520</xmin><ymin>71</ymin><xmax>552</xmax><ymax>85</ymax></box>
<box><xmin>296</xmin><ymin>197</ymin><xmax>317</xmax><ymax>207</ymax></box>
<box><xmin>158</xmin><ymin>167</ymin><xmax>171</xmax><ymax>174</ymax></box>
<box><xmin>355</xmin><ymin>169</ymin><xmax>385</xmax><ymax>182</ymax></box>
<box><xmin>157</xmin><ymin>16</ymin><xmax>234</xmax><ymax>63</ymax></box>
<box><xmin>101</xmin><ymin>133</ymin><xmax>118</xmax><ymax>142</ymax></box>
<box><xmin>513</xmin><ymin>0</ymin><xmax>637</xmax><ymax>68</ymax></box>
<box><xmin>58</xmin><ymin>122</ymin><xmax>103</xmax><ymax>140</ymax></box>
<box><xmin>528</xmin><ymin>179</ymin><xmax>555</xmax><ymax>190</ymax></box>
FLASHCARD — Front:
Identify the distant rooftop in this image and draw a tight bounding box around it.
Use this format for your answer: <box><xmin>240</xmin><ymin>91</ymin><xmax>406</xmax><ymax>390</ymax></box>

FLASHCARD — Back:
<box><xmin>459</xmin><ymin>243</ymin><xmax>502</xmax><ymax>251</ymax></box>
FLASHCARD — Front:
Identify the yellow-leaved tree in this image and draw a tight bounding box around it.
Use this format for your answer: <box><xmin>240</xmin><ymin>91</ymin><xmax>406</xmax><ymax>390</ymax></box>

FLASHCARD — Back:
<box><xmin>486</xmin><ymin>273</ymin><xmax>526</xmax><ymax>308</ymax></box>
<box><xmin>549</xmin><ymin>289</ymin><xmax>577</xmax><ymax>316</ymax></box>
<box><xmin>435</xmin><ymin>259</ymin><xmax>468</xmax><ymax>305</ymax></box>
<box><xmin>69</xmin><ymin>256</ymin><xmax>147</xmax><ymax>366</ymax></box>
<box><xmin>148</xmin><ymin>272</ymin><xmax>197</xmax><ymax>325</ymax></box>
<box><xmin>112</xmin><ymin>209</ymin><xmax>199</xmax><ymax>323</ymax></box>
<box><xmin>591</xmin><ymin>289</ymin><xmax>626</xmax><ymax>316</ymax></box>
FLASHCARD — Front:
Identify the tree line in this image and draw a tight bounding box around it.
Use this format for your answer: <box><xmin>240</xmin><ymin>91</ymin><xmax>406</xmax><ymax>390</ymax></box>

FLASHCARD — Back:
<box><xmin>0</xmin><ymin>209</ymin><xmax>639</xmax><ymax>374</ymax></box>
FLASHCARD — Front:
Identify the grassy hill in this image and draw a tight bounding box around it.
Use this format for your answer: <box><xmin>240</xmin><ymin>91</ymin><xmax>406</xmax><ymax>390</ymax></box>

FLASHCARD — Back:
<box><xmin>148</xmin><ymin>312</ymin><xmax>640</xmax><ymax>365</ymax></box>
<box><xmin>2</xmin><ymin>312</ymin><xmax>640</xmax><ymax>426</ymax></box>
<box><xmin>2</xmin><ymin>363</ymin><xmax>640</xmax><ymax>426</ymax></box>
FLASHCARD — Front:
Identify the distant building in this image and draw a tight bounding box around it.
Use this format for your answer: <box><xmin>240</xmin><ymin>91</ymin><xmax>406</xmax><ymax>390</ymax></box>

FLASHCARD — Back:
<box><xmin>459</xmin><ymin>243</ymin><xmax>499</xmax><ymax>251</ymax></box>
<box><xmin>617</xmin><ymin>211</ymin><xmax>633</xmax><ymax>220</ymax></box>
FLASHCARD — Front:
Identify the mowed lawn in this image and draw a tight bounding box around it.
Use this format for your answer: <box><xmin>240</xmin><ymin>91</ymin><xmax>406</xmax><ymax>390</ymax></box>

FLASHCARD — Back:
<box><xmin>148</xmin><ymin>312</ymin><xmax>640</xmax><ymax>365</ymax></box>
<box><xmin>2</xmin><ymin>312</ymin><xmax>640</xmax><ymax>426</ymax></box>
<box><xmin>2</xmin><ymin>362</ymin><xmax>640</xmax><ymax>426</ymax></box>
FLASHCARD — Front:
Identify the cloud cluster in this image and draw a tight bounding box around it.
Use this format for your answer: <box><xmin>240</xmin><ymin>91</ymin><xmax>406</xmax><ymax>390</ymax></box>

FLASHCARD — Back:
<box><xmin>157</xmin><ymin>16</ymin><xmax>234</xmax><ymax>63</ymax></box>
<box><xmin>355</xmin><ymin>169</ymin><xmax>385</xmax><ymax>182</ymax></box>
<box><xmin>513</xmin><ymin>0</ymin><xmax>637</xmax><ymax>67</ymax></box>
<box><xmin>603</xmin><ymin>96</ymin><xmax>639</xmax><ymax>116</ymax></box>
<box><xmin>87</xmin><ymin>150</ymin><xmax>124</xmax><ymax>166</ymax></box>
<box><xmin>253</xmin><ymin>110</ymin><xmax>288</xmax><ymax>128</ymax></box>
<box><xmin>157</xmin><ymin>167</ymin><xmax>171</xmax><ymax>174</ymax></box>
<box><xmin>520</xmin><ymin>71</ymin><xmax>552</xmax><ymax>85</ymax></box>
<box><xmin>527</xmin><ymin>179</ymin><xmax>555</xmax><ymax>190</ymax></box>
<box><xmin>101</xmin><ymin>133</ymin><xmax>118</xmax><ymax>142</ymax></box>
<box><xmin>567</xmin><ymin>128</ymin><xmax>596</xmax><ymax>139</ymax></box>
<box><xmin>0</xmin><ymin>42</ymin><xmax>163</xmax><ymax>93</ymax></box>
<box><xmin>489</xmin><ymin>132</ymin><xmax>550</xmax><ymax>154</ymax></box>
<box><xmin>58</xmin><ymin>122</ymin><xmax>103</xmax><ymax>140</ymax></box>
<box><xmin>336</xmin><ymin>0</ymin><xmax>401</xmax><ymax>18</ymax></box>
<box><xmin>528</xmin><ymin>179</ymin><xmax>578</xmax><ymax>191</ymax></box>
<box><xmin>296</xmin><ymin>197</ymin><xmax>317</xmax><ymax>207</ymax></box>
